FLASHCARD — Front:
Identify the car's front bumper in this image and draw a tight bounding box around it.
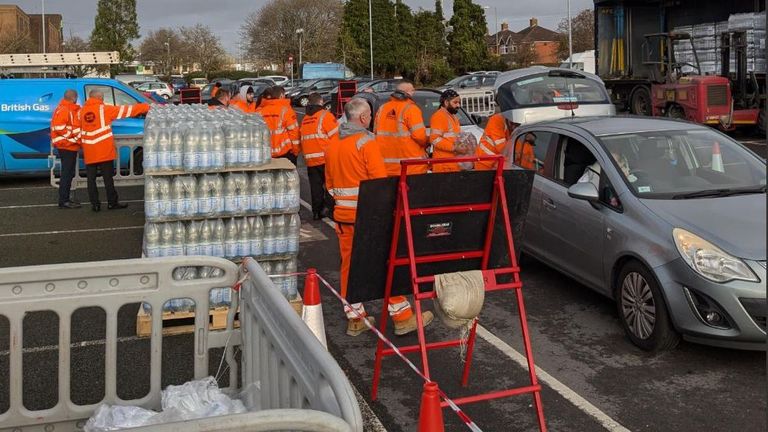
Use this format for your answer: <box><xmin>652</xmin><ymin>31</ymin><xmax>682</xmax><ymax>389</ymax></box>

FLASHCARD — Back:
<box><xmin>654</xmin><ymin>258</ymin><xmax>766</xmax><ymax>350</ymax></box>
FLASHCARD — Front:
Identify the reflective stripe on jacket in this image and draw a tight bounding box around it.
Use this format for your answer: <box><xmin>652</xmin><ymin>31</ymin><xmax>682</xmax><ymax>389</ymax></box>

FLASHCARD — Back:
<box><xmin>78</xmin><ymin>98</ymin><xmax>150</xmax><ymax>165</ymax></box>
<box><xmin>325</xmin><ymin>123</ymin><xmax>387</xmax><ymax>224</ymax></box>
<box><xmin>299</xmin><ymin>107</ymin><xmax>339</xmax><ymax>167</ymax></box>
<box><xmin>429</xmin><ymin>107</ymin><xmax>461</xmax><ymax>173</ymax></box>
<box><xmin>374</xmin><ymin>95</ymin><xmax>428</xmax><ymax>176</ymax></box>
<box><xmin>50</xmin><ymin>99</ymin><xmax>81</xmax><ymax>152</ymax></box>
<box><xmin>260</xmin><ymin>99</ymin><xmax>300</xmax><ymax>157</ymax></box>
<box><xmin>475</xmin><ymin>113</ymin><xmax>512</xmax><ymax>170</ymax></box>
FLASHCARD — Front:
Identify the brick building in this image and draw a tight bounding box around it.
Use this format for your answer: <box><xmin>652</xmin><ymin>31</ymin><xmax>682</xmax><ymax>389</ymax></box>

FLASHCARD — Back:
<box><xmin>29</xmin><ymin>13</ymin><xmax>63</xmax><ymax>52</ymax></box>
<box><xmin>0</xmin><ymin>4</ymin><xmax>63</xmax><ymax>53</ymax></box>
<box><xmin>0</xmin><ymin>5</ymin><xmax>30</xmax><ymax>41</ymax></box>
<box><xmin>487</xmin><ymin>18</ymin><xmax>562</xmax><ymax>66</ymax></box>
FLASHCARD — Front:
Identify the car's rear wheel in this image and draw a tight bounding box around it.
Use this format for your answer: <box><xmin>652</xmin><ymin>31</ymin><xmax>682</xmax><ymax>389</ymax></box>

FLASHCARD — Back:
<box><xmin>616</xmin><ymin>261</ymin><xmax>680</xmax><ymax>351</ymax></box>
<box><xmin>298</xmin><ymin>96</ymin><xmax>309</xmax><ymax>107</ymax></box>
<box><xmin>161</xmin><ymin>94</ymin><xmax>170</xmax><ymax>100</ymax></box>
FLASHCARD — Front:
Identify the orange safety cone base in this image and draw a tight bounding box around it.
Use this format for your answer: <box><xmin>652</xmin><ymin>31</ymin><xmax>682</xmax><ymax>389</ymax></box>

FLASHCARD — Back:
<box><xmin>418</xmin><ymin>382</ymin><xmax>445</xmax><ymax>432</ymax></box>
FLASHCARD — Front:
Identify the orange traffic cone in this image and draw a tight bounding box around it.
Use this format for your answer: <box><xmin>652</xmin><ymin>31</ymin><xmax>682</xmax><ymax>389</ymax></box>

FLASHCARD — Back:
<box><xmin>301</xmin><ymin>268</ymin><xmax>327</xmax><ymax>349</ymax></box>
<box><xmin>712</xmin><ymin>142</ymin><xmax>724</xmax><ymax>172</ymax></box>
<box><xmin>418</xmin><ymin>382</ymin><xmax>445</xmax><ymax>432</ymax></box>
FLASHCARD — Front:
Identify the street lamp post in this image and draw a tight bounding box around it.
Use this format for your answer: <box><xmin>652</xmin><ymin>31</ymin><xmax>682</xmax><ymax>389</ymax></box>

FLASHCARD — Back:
<box><xmin>296</xmin><ymin>28</ymin><xmax>304</xmax><ymax>67</ymax></box>
<box><xmin>164</xmin><ymin>40</ymin><xmax>170</xmax><ymax>76</ymax></box>
<box><xmin>368</xmin><ymin>0</ymin><xmax>374</xmax><ymax>79</ymax></box>
<box><xmin>567</xmin><ymin>0</ymin><xmax>573</xmax><ymax>68</ymax></box>
<box><xmin>41</xmin><ymin>0</ymin><xmax>46</xmax><ymax>53</ymax></box>
<box><xmin>483</xmin><ymin>6</ymin><xmax>498</xmax><ymax>51</ymax></box>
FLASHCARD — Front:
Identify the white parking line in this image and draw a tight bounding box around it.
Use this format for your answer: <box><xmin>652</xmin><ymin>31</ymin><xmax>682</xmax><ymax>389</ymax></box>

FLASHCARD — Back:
<box><xmin>0</xmin><ymin>199</ymin><xmax>144</xmax><ymax>210</ymax></box>
<box><xmin>0</xmin><ymin>226</ymin><xmax>144</xmax><ymax>238</ymax></box>
<box><xmin>300</xmin><ymin>197</ymin><xmax>630</xmax><ymax>432</ymax></box>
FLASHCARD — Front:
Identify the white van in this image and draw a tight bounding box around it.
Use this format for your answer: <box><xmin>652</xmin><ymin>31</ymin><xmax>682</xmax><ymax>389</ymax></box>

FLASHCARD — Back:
<box><xmin>559</xmin><ymin>50</ymin><xmax>596</xmax><ymax>74</ymax></box>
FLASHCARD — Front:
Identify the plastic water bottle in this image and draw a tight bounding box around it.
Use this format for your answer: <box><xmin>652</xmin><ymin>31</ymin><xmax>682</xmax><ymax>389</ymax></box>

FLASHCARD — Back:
<box><xmin>224</xmin><ymin>218</ymin><xmax>239</xmax><ymax>259</ymax></box>
<box><xmin>248</xmin><ymin>216</ymin><xmax>263</xmax><ymax>257</ymax></box>
<box><xmin>212</xmin><ymin>219</ymin><xmax>225</xmax><ymax>257</ymax></box>
<box><xmin>272</xmin><ymin>170</ymin><xmax>286</xmax><ymax>211</ymax></box>
<box><xmin>157</xmin><ymin>130</ymin><xmax>171</xmax><ymax>171</ymax></box>
<box><xmin>159</xmin><ymin>223</ymin><xmax>174</xmax><ymax>257</ymax></box>
<box><xmin>273</xmin><ymin>260</ymin><xmax>287</xmax><ymax>297</ymax></box>
<box><xmin>285</xmin><ymin>170</ymin><xmax>300</xmax><ymax>211</ymax></box>
<box><xmin>170</xmin><ymin>177</ymin><xmax>185</xmax><ymax>218</ymax></box>
<box><xmin>145</xmin><ymin>177</ymin><xmax>160</xmax><ymax>220</ymax></box>
<box><xmin>234</xmin><ymin>173</ymin><xmax>249</xmax><ymax>214</ymax></box>
<box><xmin>210</xmin><ymin>174</ymin><xmax>224</xmax><ymax>215</ymax></box>
<box><xmin>143</xmin><ymin>222</ymin><xmax>160</xmax><ymax>257</ymax></box>
<box><xmin>224</xmin><ymin>126</ymin><xmax>239</xmax><ymax>168</ymax></box>
<box><xmin>196</xmin><ymin>175</ymin><xmax>211</xmax><ymax>217</ymax></box>
<box><xmin>259</xmin><ymin>172</ymin><xmax>274</xmax><ymax>211</ymax></box>
<box><xmin>263</xmin><ymin>215</ymin><xmax>275</xmax><ymax>256</ymax></box>
<box><xmin>248</xmin><ymin>122</ymin><xmax>263</xmax><ymax>166</ymax></box>
<box><xmin>247</xmin><ymin>173</ymin><xmax>259</xmax><ymax>212</ymax></box>
<box><xmin>223</xmin><ymin>174</ymin><xmax>238</xmax><ymax>215</ymax></box>
<box><xmin>211</xmin><ymin>126</ymin><xmax>225</xmax><ymax>170</ymax></box>
<box><xmin>143</xmin><ymin>130</ymin><xmax>158</xmax><ymax>172</ymax></box>
<box><xmin>287</xmin><ymin>213</ymin><xmax>300</xmax><ymax>253</ymax></box>
<box><xmin>155</xmin><ymin>177</ymin><xmax>172</xmax><ymax>218</ymax></box>
<box><xmin>259</xmin><ymin>123</ymin><xmax>272</xmax><ymax>165</ymax></box>
<box><xmin>170</xmin><ymin>126</ymin><xmax>184</xmax><ymax>170</ymax></box>
<box><xmin>171</xmin><ymin>222</ymin><xmax>185</xmax><ymax>257</ymax></box>
<box><xmin>237</xmin><ymin>218</ymin><xmax>251</xmax><ymax>257</ymax></box>
<box><xmin>285</xmin><ymin>258</ymin><xmax>298</xmax><ymax>298</ymax></box>
<box><xmin>199</xmin><ymin>124</ymin><xmax>213</xmax><ymax>170</ymax></box>
<box><xmin>237</xmin><ymin>125</ymin><xmax>251</xmax><ymax>166</ymax></box>
<box><xmin>260</xmin><ymin>261</ymin><xmax>273</xmax><ymax>277</ymax></box>
<box><xmin>183</xmin><ymin>128</ymin><xmax>200</xmax><ymax>171</ymax></box>
<box><xmin>185</xmin><ymin>220</ymin><xmax>202</xmax><ymax>256</ymax></box>
<box><xmin>274</xmin><ymin>214</ymin><xmax>288</xmax><ymax>254</ymax></box>
<box><xmin>200</xmin><ymin>220</ymin><xmax>213</xmax><ymax>256</ymax></box>
<box><xmin>198</xmin><ymin>265</ymin><xmax>212</xmax><ymax>278</ymax></box>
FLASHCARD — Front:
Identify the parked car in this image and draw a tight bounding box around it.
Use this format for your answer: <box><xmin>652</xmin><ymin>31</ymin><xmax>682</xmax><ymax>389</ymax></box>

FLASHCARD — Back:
<box><xmin>439</xmin><ymin>74</ymin><xmax>497</xmax><ymax>92</ymax></box>
<box><xmin>189</xmin><ymin>78</ymin><xmax>208</xmax><ymax>89</ymax></box>
<box><xmin>343</xmin><ymin>89</ymin><xmax>484</xmax><ymax>142</ymax></box>
<box><xmin>135</xmin><ymin>81</ymin><xmax>173</xmax><ymax>100</ymax></box>
<box><xmin>169</xmin><ymin>77</ymin><xmax>188</xmax><ymax>93</ymax></box>
<box><xmin>324</xmin><ymin>79</ymin><xmax>399</xmax><ymax>115</ymax></box>
<box><xmin>115</xmin><ymin>74</ymin><xmax>160</xmax><ymax>85</ymax></box>
<box><xmin>284</xmin><ymin>79</ymin><xmax>309</xmax><ymax>91</ymax></box>
<box><xmin>285</xmin><ymin>78</ymin><xmax>340</xmax><ymax>107</ymax></box>
<box><xmin>201</xmin><ymin>79</ymin><xmax>237</xmax><ymax>103</ymax></box>
<box><xmin>236</xmin><ymin>77</ymin><xmax>276</xmax><ymax>87</ymax></box>
<box><xmin>504</xmin><ymin>116</ymin><xmax>766</xmax><ymax>351</ymax></box>
<box><xmin>263</xmin><ymin>75</ymin><xmax>289</xmax><ymax>86</ymax></box>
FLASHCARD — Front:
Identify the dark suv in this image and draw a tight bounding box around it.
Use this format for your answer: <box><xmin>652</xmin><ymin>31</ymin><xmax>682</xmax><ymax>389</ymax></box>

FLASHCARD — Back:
<box><xmin>285</xmin><ymin>78</ymin><xmax>340</xmax><ymax>107</ymax></box>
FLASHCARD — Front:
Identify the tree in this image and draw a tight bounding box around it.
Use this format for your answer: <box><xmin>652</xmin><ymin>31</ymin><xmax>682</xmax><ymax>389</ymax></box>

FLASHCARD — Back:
<box><xmin>556</xmin><ymin>9</ymin><xmax>594</xmax><ymax>61</ymax></box>
<box><xmin>0</xmin><ymin>24</ymin><xmax>34</xmax><ymax>54</ymax></box>
<box><xmin>179</xmin><ymin>25</ymin><xmax>226</xmax><ymax>78</ymax></box>
<box><xmin>63</xmin><ymin>35</ymin><xmax>93</xmax><ymax>76</ymax></box>
<box><xmin>447</xmin><ymin>0</ymin><xmax>489</xmax><ymax>74</ymax></box>
<box><xmin>336</xmin><ymin>27</ymin><xmax>365</xmax><ymax>75</ymax></box>
<box><xmin>139</xmin><ymin>28</ymin><xmax>186</xmax><ymax>76</ymax></box>
<box><xmin>90</xmin><ymin>0</ymin><xmax>140</xmax><ymax>75</ymax></box>
<box><xmin>339</xmin><ymin>0</ymin><xmax>398</xmax><ymax>76</ymax></box>
<box><xmin>511</xmin><ymin>42</ymin><xmax>537</xmax><ymax>68</ymax></box>
<box><xmin>242</xmin><ymin>0</ymin><xmax>343</xmax><ymax>74</ymax></box>
<box><xmin>393</xmin><ymin>0</ymin><xmax>418</xmax><ymax>77</ymax></box>
<box><xmin>413</xmin><ymin>6</ymin><xmax>450</xmax><ymax>85</ymax></box>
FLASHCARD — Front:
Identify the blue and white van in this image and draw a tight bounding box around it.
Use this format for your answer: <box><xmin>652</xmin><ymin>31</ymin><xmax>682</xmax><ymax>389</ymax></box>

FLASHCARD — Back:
<box><xmin>0</xmin><ymin>78</ymin><xmax>149</xmax><ymax>175</ymax></box>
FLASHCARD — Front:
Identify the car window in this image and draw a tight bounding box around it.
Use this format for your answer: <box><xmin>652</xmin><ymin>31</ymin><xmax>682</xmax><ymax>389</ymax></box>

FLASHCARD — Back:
<box><xmin>553</xmin><ymin>134</ymin><xmax>599</xmax><ymax>187</ymax></box>
<box><xmin>508</xmin><ymin>131</ymin><xmax>554</xmax><ymax>174</ymax></box>
<box><xmin>84</xmin><ymin>85</ymin><xmax>115</xmax><ymax>105</ymax></box>
<box><xmin>496</xmin><ymin>72</ymin><xmax>611</xmax><ymax>110</ymax></box>
<box><xmin>481</xmin><ymin>76</ymin><xmax>496</xmax><ymax>86</ymax></box>
<box><xmin>315</xmin><ymin>80</ymin><xmax>332</xmax><ymax>89</ymax></box>
<box><xmin>114</xmin><ymin>88</ymin><xmax>138</xmax><ymax>105</ymax></box>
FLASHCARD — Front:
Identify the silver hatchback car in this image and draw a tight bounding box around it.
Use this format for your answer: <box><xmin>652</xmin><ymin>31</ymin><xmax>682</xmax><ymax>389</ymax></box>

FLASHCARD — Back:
<box><xmin>504</xmin><ymin>116</ymin><xmax>766</xmax><ymax>351</ymax></box>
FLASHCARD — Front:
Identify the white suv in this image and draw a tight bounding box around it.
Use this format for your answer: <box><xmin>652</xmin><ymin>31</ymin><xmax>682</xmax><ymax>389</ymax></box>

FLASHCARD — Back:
<box><xmin>263</xmin><ymin>75</ymin><xmax>289</xmax><ymax>86</ymax></box>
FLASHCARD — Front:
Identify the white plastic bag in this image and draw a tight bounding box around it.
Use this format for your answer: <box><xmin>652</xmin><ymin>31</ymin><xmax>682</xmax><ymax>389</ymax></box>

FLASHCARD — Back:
<box><xmin>84</xmin><ymin>404</ymin><xmax>159</xmax><ymax>431</ymax></box>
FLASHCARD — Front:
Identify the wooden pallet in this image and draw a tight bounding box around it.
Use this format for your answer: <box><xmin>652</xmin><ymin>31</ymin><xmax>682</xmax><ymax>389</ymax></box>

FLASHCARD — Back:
<box><xmin>136</xmin><ymin>305</ymin><xmax>240</xmax><ymax>338</ymax></box>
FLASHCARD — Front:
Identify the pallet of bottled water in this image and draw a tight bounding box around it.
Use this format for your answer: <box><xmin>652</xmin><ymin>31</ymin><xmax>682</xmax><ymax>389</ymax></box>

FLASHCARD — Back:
<box><xmin>143</xmin><ymin>104</ymin><xmax>272</xmax><ymax>174</ymax></box>
<box><xmin>145</xmin><ymin>169</ymin><xmax>300</xmax><ymax>222</ymax></box>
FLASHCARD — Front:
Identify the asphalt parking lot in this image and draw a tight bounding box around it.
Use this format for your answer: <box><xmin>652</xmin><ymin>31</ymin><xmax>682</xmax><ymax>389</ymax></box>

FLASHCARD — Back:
<box><xmin>0</xmin><ymin>137</ymin><xmax>765</xmax><ymax>431</ymax></box>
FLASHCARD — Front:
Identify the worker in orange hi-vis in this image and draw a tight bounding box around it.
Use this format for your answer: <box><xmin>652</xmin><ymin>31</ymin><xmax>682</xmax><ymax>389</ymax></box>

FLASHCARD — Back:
<box><xmin>475</xmin><ymin>110</ymin><xmax>518</xmax><ymax>170</ymax></box>
<box><xmin>50</xmin><ymin>89</ymin><xmax>82</xmax><ymax>209</ymax></box>
<box><xmin>513</xmin><ymin>132</ymin><xmax>538</xmax><ymax>171</ymax></box>
<box><xmin>230</xmin><ymin>85</ymin><xmax>258</xmax><ymax>113</ymax></box>
<box><xmin>325</xmin><ymin>98</ymin><xmax>434</xmax><ymax>336</ymax></box>
<box><xmin>78</xmin><ymin>89</ymin><xmax>150</xmax><ymax>212</ymax></box>
<box><xmin>207</xmin><ymin>88</ymin><xmax>231</xmax><ymax>108</ymax></box>
<box><xmin>429</xmin><ymin>89</ymin><xmax>469</xmax><ymax>172</ymax></box>
<box><xmin>374</xmin><ymin>80</ymin><xmax>428</xmax><ymax>176</ymax></box>
<box><xmin>259</xmin><ymin>86</ymin><xmax>300</xmax><ymax>165</ymax></box>
<box><xmin>299</xmin><ymin>92</ymin><xmax>338</xmax><ymax>220</ymax></box>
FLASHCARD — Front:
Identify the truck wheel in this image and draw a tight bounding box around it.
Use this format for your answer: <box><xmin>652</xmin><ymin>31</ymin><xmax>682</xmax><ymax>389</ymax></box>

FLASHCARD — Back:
<box><xmin>666</xmin><ymin>104</ymin><xmax>685</xmax><ymax>120</ymax></box>
<box><xmin>630</xmin><ymin>87</ymin><xmax>652</xmax><ymax>116</ymax></box>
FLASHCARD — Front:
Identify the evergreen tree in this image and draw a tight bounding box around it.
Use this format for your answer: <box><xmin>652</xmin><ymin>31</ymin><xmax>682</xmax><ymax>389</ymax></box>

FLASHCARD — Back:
<box><xmin>447</xmin><ymin>0</ymin><xmax>489</xmax><ymax>74</ymax></box>
<box><xmin>394</xmin><ymin>0</ymin><xmax>418</xmax><ymax>77</ymax></box>
<box><xmin>90</xmin><ymin>0</ymin><xmax>140</xmax><ymax>75</ymax></box>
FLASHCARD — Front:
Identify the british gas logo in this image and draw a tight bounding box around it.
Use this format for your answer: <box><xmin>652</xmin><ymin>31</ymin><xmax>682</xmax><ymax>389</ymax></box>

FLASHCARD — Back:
<box><xmin>0</xmin><ymin>103</ymin><xmax>51</xmax><ymax>112</ymax></box>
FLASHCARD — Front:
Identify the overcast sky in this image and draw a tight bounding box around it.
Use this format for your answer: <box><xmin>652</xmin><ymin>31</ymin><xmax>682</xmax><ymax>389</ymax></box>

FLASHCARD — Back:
<box><xmin>11</xmin><ymin>0</ymin><xmax>592</xmax><ymax>55</ymax></box>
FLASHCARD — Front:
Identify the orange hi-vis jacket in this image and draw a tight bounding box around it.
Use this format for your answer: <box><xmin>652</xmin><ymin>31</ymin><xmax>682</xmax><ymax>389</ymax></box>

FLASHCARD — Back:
<box><xmin>514</xmin><ymin>137</ymin><xmax>536</xmax><ymax>170</ymax></box>
<box><xmin>429</xmin><ymin>107</ymin><xmax>461</xmax><ymax>173</ymax></box>
<box><xmin>475</xmin><ymin>113</ymin><xmax>512</xmax><ymax>170</ymax></box>
<box><xmin>260</xmin><ymin>99</ymin><xmax>300</xmax><ymax>157</ymax></box>
<box><xmin>50</xmin><ymin>99</ymin><xmax>81</xmax><ymax>152</ymax></box>
<box><xmin>231</xmin><ymin>99</ymin><xmax>257</xmax><ymax>114</ymax></box>
<box><xmin>299</xmin><ymin>107</ymin><xmax>339</xmax><ymax>167</ymax></box>
<box><xmin>374</xmin><ymin>93</ymin><xmax>428</xmax><ymax>176</ymax></box>
<box><xmin>325</xmin><ymin>123</ymin><xmax>387</xmax><ymax>224</ymax></box>
<box><xmin>78</xmin><ymin>99</ymin><xmax>150</xmax><ymax>165</ymax></box>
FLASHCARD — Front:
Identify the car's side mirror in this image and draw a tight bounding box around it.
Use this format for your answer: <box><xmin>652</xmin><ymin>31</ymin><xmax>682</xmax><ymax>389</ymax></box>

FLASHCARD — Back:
<box><xmin>568</xmin><ymin>182</ymin><xmax>599</xmax><ymax>202</ymax></box>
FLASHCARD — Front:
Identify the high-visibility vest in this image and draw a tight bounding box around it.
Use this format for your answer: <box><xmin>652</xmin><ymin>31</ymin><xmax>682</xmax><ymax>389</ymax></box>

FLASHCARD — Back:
<box><xmin>514</xmin><ymin>138</ymin><xmax>536</xmax><ymax>170</ymax></box>
<box><xmin>475</xmin><ymin>113</ymin><xmax>512</xmax><ymax>170</ymax></box>
<box><xmin>299</xmin><ymin>109</ymin><xmax>339</xmax><ymax>167</ymax></box>
<box><xmin>78</xmin><ymin>98</ymin><xmax>150</xmax><ymax>165</ymax></box>
<box><xmin>374</xmin><ymin>96</ymin><xmax>428</xmax><ymax>176</ymax></box>
<box><xmin>230</xmin><ymin>99</ymin><xmax>257</xmax><ymax>114</ymax></box>
<box><xmin>325</xmin><ymin>125</ymin><xmax>387</xmax><ymax>224</ymax></box>
<box><xmin>50</xmin><ymin>99</ymin><xmax>81</xmax><ymax>152</ymax></box>
<box><xmin>260</xmin><ymin>99</ymin><xmax>300</xmax><ymax>157</ymax></box>
<box><xmin>429</xmin><ymin>107</ymin><xmax>461</xmax><ymax>173</ymax></box>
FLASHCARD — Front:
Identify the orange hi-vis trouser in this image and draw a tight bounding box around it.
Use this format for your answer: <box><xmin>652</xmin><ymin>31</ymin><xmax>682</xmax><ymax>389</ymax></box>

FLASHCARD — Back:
<box><xmin>336</xmin><ymin>223</ymin><xmax>413</xmax><ymax>321</ymax></box>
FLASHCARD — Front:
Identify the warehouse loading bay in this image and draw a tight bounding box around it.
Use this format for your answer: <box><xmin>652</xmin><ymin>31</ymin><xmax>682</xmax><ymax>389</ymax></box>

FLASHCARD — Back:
<box><xmin>0</xmin><ymin>143</ymin><xmax>764</xmax><ymax>431</ymax></box>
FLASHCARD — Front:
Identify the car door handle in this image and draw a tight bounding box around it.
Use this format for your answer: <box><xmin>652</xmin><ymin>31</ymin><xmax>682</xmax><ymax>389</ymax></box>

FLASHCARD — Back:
<box><xmin>543</xmin><ymin>198</ymin><xmax>557</xmax><ymax>210</ymax></box>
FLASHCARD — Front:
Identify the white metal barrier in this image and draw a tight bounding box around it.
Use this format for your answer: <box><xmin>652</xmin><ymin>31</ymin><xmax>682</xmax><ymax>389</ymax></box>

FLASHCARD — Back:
<box><xmin>49</xmin><ymin>135</ymin><xmax>145</xmax><ymax>190</ymax></box>
<box><xmin>459</xmin><ymin>89</ymin><xmax>496</xmax><ymax>117</ymax></box>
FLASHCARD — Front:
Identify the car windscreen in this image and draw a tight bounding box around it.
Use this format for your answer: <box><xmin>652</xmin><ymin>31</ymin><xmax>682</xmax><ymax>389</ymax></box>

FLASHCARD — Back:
<box><xmin>444</xmin><ymin>76</ymin><xmax>464</xmax><ymax>86</ymax></box>
<box><xmin>496</xmin><ymin>71</ymin><xmax>610</xmax><ymax>111</ymax></box>
<box><xmin>412</xmin><ymin>93</ymin><xmax>473</xmax><ymax>127</ymax></box>
<box><xmin>598</xmin><ymin>129</ymin><xmax>766</xmax><ymax>199</ymax></box>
